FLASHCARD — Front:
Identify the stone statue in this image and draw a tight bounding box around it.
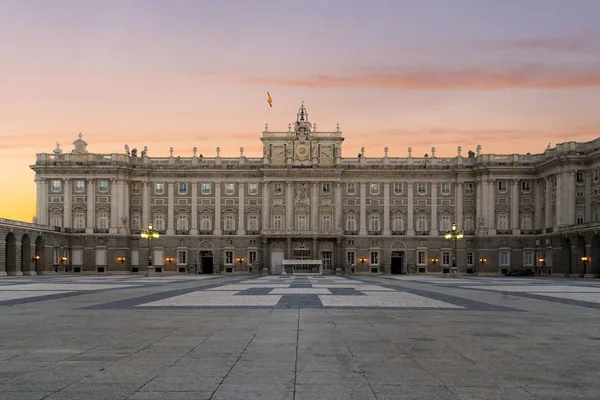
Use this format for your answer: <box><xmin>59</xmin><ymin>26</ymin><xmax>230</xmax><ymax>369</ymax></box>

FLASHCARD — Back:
<box><xmin>295</xmin><ymin>183</ymin><xmax>310</xmax><ymax>205</ymax></box>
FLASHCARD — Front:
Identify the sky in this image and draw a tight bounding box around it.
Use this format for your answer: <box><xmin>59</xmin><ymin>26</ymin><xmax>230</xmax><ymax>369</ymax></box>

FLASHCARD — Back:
<box><xmin>1</xmin><ymin>0</ymin><xmax>600</xmax><ymax>222</ymax></box>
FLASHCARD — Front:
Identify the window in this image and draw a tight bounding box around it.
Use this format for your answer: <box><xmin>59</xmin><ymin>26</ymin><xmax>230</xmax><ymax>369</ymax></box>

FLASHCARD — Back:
<box><xmin>73</xmin><ymin>211</ymin><xmax>86</xmax><ymax>230</ymax></box>
<box><xmin>273</xmin><ymin>215</ymin><xmax>283</xmax><ymax>230</ymax></box>
<box><xmin>576</xmin><ymin>191</ymin><xmax>584</xmax><ymax>197</ymax></box>
<box><xmin>594</xmin><ymin>169</ymin><xmax>599</xmax><ymax>183</ymax></box>
<box><xmin>466</xmin><ymin>252</ymin><xmax>474</xmax><ymax>266</ymax></box>
<box><xmin>498</xmin><ymin>181</ymin><xmax>507</xmax><ymax>193</ymax></box>
<box><xmin>392</xmin><ymin>215</ymin><xmax>404</xmax><ymax>232</ymax></box>
<box><xmin>98</xmin><ymin>180</ymin><xmax>109</xmax><ymax>192</ymax></box>
<box><xmin>50</xmin><ymin>211</ymin><xmax>62</xmax><ymax>228</ymax></box>
<box><xmin>322</xmin><ymin>183</ymin><xmax>331</xmax><ymax>194</ymax></box>
<box><xmin>545</xmin><ymin>250</ymin><xmax>553</xmax><ymax>267</ymax></box>
<box><xmin>177</xmin><ymin>250</ymin><xmax>187</xmax><ymax>265</ymax></box>
<box><xmin>417</xmin><ymin>183</ymin><xmax>426</xmax><ymax>195</ymax></box>
<box><xmin>321</xmin><ymin>215</ymin><xmax>332</xmax><ymax>230</ymax></box>
<box><xmin>97</xmin><ymin>211</ymin><xmax>109</xmax><ymax>230</ymax></box>
<box><xmin>496</xmin><ymin>213</ymin><xmax>509</xmax><ymax>230</ymax></box>
<box><xmin>500</xmin><ymin>251</ymin><xmax>510</xmax><ymax>266</ymax></box>
<box><xmin>346</xmin><ymin>214</ymin><xmax>357</xmax><ymax>231</ymax></box>
<box><xmin>297</xmin><ymin>215</ymin><xmax>308</xmax><ymax>230</ymax></box>
<box><xmin>392</xmin><ymin>183</ymin><xmax>402</xmax><ymax>195</ymax></box>
<box><xmin>417</xmin><ymin>250</ymin><xmax>427</xmax><ymax>265</ymax></box>
<box><xmin>200</xmin><ymin>214</ymin><xmax>212</xmax><ymax>231</ymax></box>
<box><xmin>523</xmin><ymin>251</ymin><xmax>534</xmax><ymax>266</ymax></box>
<box><xmin>247</xmin><ymin>214</ymin><xmax>259</xmax><ymax>231</ymax></box>
<box><xmin>370</xmin><ymin>183</ymin><xmax>379</xmax><ymax>195</ymax></box>
<box><xmin>52</xmin><ymin>180</ymin><xmax>61</xmax><ymax>192</ymax></box>
<box><xmin>370</xmin><ymin>251</ymin><xmax>379</xmax><ymax>265</ymax></box>
<box><xmin>347</xmin><ymin>183</ymin><xmax>356</xmax><ymax>195</ymax></box>
<box><xmin>273</xmin><ymin>183</ymin><xmax>282</xmax><ymax>194</ymax></box>
<box><xmin>371</xmin><ymin>239</ymin><xmax>379</xmax><ymax>247</ymax></box>
<box><xmin>131</xmin><ymin>182</ymin><xmax>141</xmax><ymax>194</ymax></box>
<box><xmin>464</xmin><ymin>215</ymin><xmax>474</xmax><ymax>232</ymax></box>
<box><xmin>441</xmin><ymin>183</ymin><xmax>450</xmax><ymax>195</ymax></box>
<box><xmin>201</xmin><ymin>183</ymin><xmax>211</xmax><ymax>195</ymax></box>
<box><xmin>248</xmin><ymin>183</ymin><xmax>258</xmax><ymax>195</ymax></box>
<box><xmin>347</xmin><ymin>240</ymin><xmax>355</xmax><ymax>246</ymax></box>
<box><xmin>224</xmin><ymin>213</ymin><xmax>235</xmax><ymax>231</ymax></box>
<box><xmin>417</xmin><ymin>214</ymin><xmax>428</xmax><ymax>231</ymax></box>
<box><xmin>155</xmin><ymin>182</ymin><xmax>164</xmax><ymax>195</ymax></box>
<box><xmin>521</xmin><ymin>181</ymin><xmax>530</xmax><ymax>193</ymax></box>
<box><xmin>465</xmin><ymin>183</ymin><xmax>473</xmax><ymax>194</ymax></box>
<box><xmin>369</xmin><ymin>214</ymin><xmax>380</xmax><ymax>231</ymax></box>
<box><xmin>442</xmin><ymin>252</ymin><xmax>450</xmax><ymax>266</ymax></box>
<box><xmin>75</xmin><ymin>180</ymin><xmax>85</xmax><ymax>193</ymax></box>
<box><xmin>248</xmin><ymin>250</ymin><xmax>257</xmax><ymax>265</ymax></box>
<box><xmin>576</xmin><ymin>212</ymin><xmax>584</xmax><ymax>225</ymax></box>
<box><xmin>176</xmin><ymin>214</ymin><xmax>188</xmax><ymax>231</ymax></box>
<box><xmin>178</xmin><ymin>183</ymin><xmax>187</xmax><ymax>194</ymax></box>
<box><xmin>520</xmin><ymin>213</ymin><xmax>532</xmax><ymax>231</ymax></box>
<box><xmin>576</xmin><ymin>171</ymin><xmax>584</xmax><ymax>184</ymax></box>
<box><xmin>440</xmin><ymin>215</ymin><xmax>452</xmax><ymax>232</ymax></box>
<box><xmin>225</xmin><ymin>183</ymin><xmax>235</xmax><ymax>195</ymax></box>
<box><xmin>346</xmin><ymin>251</ymin><xmax>355</xmax><ymax>266</ymax></box>
<box><xmin>224</xmin><ymin>251</ymin><xmax>233</xmax><ymax>265</ymax></box>
<box><xmin>131</xmin><ymin>214</ymin><xmax>141</xmax><ymax>231</ymax></box>
<box><xmin>153</xmin><ymin>213</ymin><xmax>165</xmax><ymax>231</ymax></box>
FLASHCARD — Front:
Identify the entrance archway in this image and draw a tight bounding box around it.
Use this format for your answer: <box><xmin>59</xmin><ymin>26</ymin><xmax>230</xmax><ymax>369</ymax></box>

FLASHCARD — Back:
<box><xmin>390</xmin><ymin>240</ymin><xmax>407</xmax><ymax>274</ymax></box>
<box><xmin>561</xmin><ymin>237</ymin><xmax>572</xmax><ymax>275</ymax></box>
<box><xmin>35</xmin><ymin>235</ymin><xmax>46</xmax><ymax>274</ymax></box>
<box><xmin>197</xmin><ymin>240</ymin><xmax>214</xmax><ymax>274</ymax></box>
<box><xmin>21</xmin><ymin>234</ymin><xmax>32</xmax><ymax>275</ymax></box>
<box><xmin>5</xmin><ymin>232</ymin><xmax>17</xmax><ymax>275</ymax></box>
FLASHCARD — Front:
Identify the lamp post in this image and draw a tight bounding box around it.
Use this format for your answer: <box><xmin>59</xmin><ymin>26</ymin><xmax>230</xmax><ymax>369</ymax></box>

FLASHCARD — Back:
<box><xmin>165</xmin><ymin>257</ymin><xmax>174</xmax><ymax>266</ymax></box>
<box><xmin>60</xmin><ymin>256</ymin><xmax>68</xmax><ymax>273</ymax></box>
<box><xmin>581</xmin><ymin>256</ymin><xmax>590</xmax><ymax>278</ymax></box>
<box><xmin>444</xmin><ymin>222</ymin><xmax>464</xmax><ymax>274</ymax></box>
<box><xmin>141</xmin><ymin>223</ymin><xmax>160</xmax><ymax>277</ymax></box>
<box><xmin>236</xmin><ymin>257</ymin><xmax>245</xmax><ymax>271</ymax></box>
<box><xmin>431</xmin><ymin>258</ymin><xmax>439</xmax><ymax>267</ymax></box>
<box><xmin>538</xmin><ymin>257</ymin><xmax>545</xmax><ymax>275</ymax></box>
<box><xmin>117</xmin><ymin>256</ymin><xmax>126</xmax><ymax>264</ymax></box>
<box><xmin>479</xmin><ymin>257</ymin><xmax>487</xmax><ymax>274</ymax></box>
<box><xmin>358</xmin><ymin>257</ymin><xmax>368</xmax><ymax>272</ymax></box>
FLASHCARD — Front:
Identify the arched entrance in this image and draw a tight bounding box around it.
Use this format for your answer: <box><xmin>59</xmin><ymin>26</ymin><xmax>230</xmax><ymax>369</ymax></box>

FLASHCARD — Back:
<box><xmin>5</xmin><ymin>232</ymin><xmax>17</xmax><ymax>275</ymax></box>
<box><xmin>390</xmin><ymin>241</ymin><xmax>407</xmax><ymax>274</ymax></box>
<box><xmin>35</xmin><ymin>235</ymin><xmax>46</xmax><ymax>274</ymax></box>
<box><xmin>21</xmin><ymin>234</ymin><xmax>33</xmax><ymax>275</ymax></box>
<box><xmin>561</xmin><ymin>237</ymin><xmax>572</xmax><ymax>275</ymax></box>
<box><xmin>197</xmin><ymin>240</ymin><xmax>214</xmax><ymax>274</ymax></box>
<box><xmin>591</xmin><ymin>234</ymin><xmax>600</xmax><ymax>276</ymax></box>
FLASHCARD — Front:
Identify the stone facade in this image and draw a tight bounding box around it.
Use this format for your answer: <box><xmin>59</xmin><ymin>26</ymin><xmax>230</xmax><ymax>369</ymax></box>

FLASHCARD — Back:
<box><xmin>1</xmin><ymin>103</ymin><xmax>599</xmax><ymax>276</ymax></box>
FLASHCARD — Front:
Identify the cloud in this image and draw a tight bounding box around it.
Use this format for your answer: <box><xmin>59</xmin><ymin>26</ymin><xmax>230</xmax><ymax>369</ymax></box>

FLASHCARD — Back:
<box><xmin>490</xmin><ymin>36</ymin><xmax>600</xmax><ymax>54</ymax></box>
<box><xmin>241</xmin><ymin>63</ymin><xmax>600</xmax><ymax>91</ymax></box>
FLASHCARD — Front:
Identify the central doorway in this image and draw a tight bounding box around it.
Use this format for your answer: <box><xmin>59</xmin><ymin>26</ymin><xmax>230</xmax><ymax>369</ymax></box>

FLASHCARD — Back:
<box><xmin>200</xmin><ymin>251</ymin><xmax>213</xmax><ymax>274</ymax></box>
<box><xmin>391</xmin><ymin>251</ymin><xmax>405</xmax><ymax>274</ymax></box>
<box><xmin>294</xmin><ymin>250</ymin><xmax>310</xmax><ymax>260</ymax></box>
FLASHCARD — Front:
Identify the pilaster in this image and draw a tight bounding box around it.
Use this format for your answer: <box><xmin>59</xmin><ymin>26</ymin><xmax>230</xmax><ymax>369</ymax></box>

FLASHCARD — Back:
<box><xmin>262</xmin><ymin>182</ymin><xmax>270</xmax><ymax>230</ymax></box>
<box><xmin>214</xmin><ymin>181</ymin><xmax>222</xmax><ymax>235</ymax></box>
<box><xmin>555</xmin><ymin>173</ymin><xmax>562</xmax><ymax>227</ymax></box>
<box><xmin>383</xmin><ymin>183</ymin><xmax>390</xmax><ymax>235</ymax></box>
<box><xmin>334</xmin><ymin>182</ymin><xmax>342</xmax><ymax>230</ymax></box>
<box><xmin>286</xmin><ymin>181</ymin><xmax>293</xmax><ymax>231</ymax></box>
<box><xmin>63</xmin><ymin>178</ymin><xmax>72</xmax><ymax>229</ymax></box>
<box><xmin>488</xmin><ymin>179</ymin><xmax>496</xmax><ymax>235</ymax></box>
<box><xmin>456</xmin><ymin>182</ymin><xmax>463</xmax><ymax>230</ymax></box>
<box><xmin>430</xmin><ymin>182</ymin><xmax>437</xmax><ymax>236</ymax></box>
<box><xmin>544</xmin><ymin>177</ymin><xmax>552</xmax><ymax>230</ymax></box>
<box><xmin>311</xmin><ymin>183</ymin><xmax>319</xmax><ymax>230</ymax></box>
<box><xmin>86</xmin><ymin>178</ymin><xmax>95</xmax><ymax>233</ymax></box>
<box><xmin>190</xmin><ymin>181</ymin><xmax>198</xmax><ymax>235</ymax></box>
<box><xmin>359</xmin><ymin>183</ymin><xmax>367</xmax><ymax>235</ymax></box>
<box><xmin>407</xmin><ymin>182</ymin><xmax>414</xmax><ymax>236</ymax></box>
<box><xmin>110</xmin><ymin>179</ymin><xmax>118</xmax><ymax>234</ymax></box>
<box><xmin>142</xmin><ymin>181</ymin><xmax>150</xmax><ymax>229</ymax></box>
<box><xmin>237</xmin><ymin>182</ymin><xmax>245</xmax><ymax>235</ymax></box>
<box><xmin>511</xmin><ymin>179</ymin><xmax>520</xmax><ymax>234</ymax></box>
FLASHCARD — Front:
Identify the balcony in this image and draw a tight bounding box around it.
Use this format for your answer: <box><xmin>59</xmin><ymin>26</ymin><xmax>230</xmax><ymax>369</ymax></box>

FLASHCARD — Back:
<box><xmin>367</xmin><ymin>231</ymin><xmax>381</xmax><ymax>235</ymax></box>
<box><xmin>71</xmin><ymin>229</ymin><xmax>85</xmax><ymax>233</ymax></box>
<box><xmin>520</xmin><ymin>230</ymin><xmax>536</xmax><ymax>235</ymax></box>
<box><xmin>131</xmin><ymin>229</ymin><xmax>141</xmax><ymax>234</ymax></box>
<box><xmin>246</xmin><ymin>230</ymin><xmax>260</xmax><ymax>235</ymax></box>
<box><xmin>464</xmin><ymin>231</ymin><xmax>475</xmax><ymax>236</ymax></box>
<box><xmin>223</xmin><ymin>230</ymin><xmax>236</xmax><ymax>235</ymax></box>
<box><xmin>391</xmin><ymin>231</ymin><xmax>406</xmax><ymax>235</ymax></box>
<box><xmin>345</xmin><ymin>231</ymin><xmax>358</xmax><ymax>235</ymax></box>
<box><xmin>176</xmin><ymin>230</ymin><xmax>189</xmax><ymax>235</ymax></box>
<box><xmin>496</xmin><ymin>230</ymin><xmax>512</xmax><ymax>235</ymax></box>
<box><xmin>94</xmin><ymin>229</ymin><xmax>109</xmax><ymax>234</ymax></box>
<box><xmin>199</xmin><ymin>230</ymin><xmax>213</xmax><ymax>235</ymax></box>
<box><xmin>415</xmin><ymin>231</ymin><xmax>429</xmax><ymax>236</ymax></box>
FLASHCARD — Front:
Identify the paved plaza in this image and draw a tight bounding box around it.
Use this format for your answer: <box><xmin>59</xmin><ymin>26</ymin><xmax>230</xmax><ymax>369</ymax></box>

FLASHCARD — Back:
<box><xmin>0</xmin><ymin>274</ymin><xmax>599</xmax><ymax>399</ymax></box>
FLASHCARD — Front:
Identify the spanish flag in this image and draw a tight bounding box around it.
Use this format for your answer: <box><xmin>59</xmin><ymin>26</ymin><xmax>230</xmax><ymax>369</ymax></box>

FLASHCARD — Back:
<box><xmin>267</xmin><ymin>91</ymin><xmax>273</xmax><ymax>107</ymax></box>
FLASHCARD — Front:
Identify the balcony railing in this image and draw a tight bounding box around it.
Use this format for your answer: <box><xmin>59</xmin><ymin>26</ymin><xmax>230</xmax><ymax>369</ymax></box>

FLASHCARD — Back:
<box><xmin>94</xmin><ymin>229</ymin><xmax>109</xmax><ymax>234</ymax></box>
<box><xmin>496</xmin><ymin>230</ymin><xmax>512</xmax><ymax>235</ymax></box>
<box><xmin>199</xmin><ymin>230</ymin><xmax>213</xmax><ymax>235</ymax></box>
<box><xmin>391</xmin><ymin>231</ymin><xmax>405</xmax><ymax>235</ymax></box>
<box><xmin>176</xmin><ymin>230</ymin><xmax>189</xmax><ymax>235</ymax></box>
<box><xmin>345</xmin><ymin>231</ymin><xmax>358</xmax><ymax>235</ymax></box>
<box><xmin>223</xmin><ymin>230</ymin><xmax>236</xmax><ymax>235</ymax></box>
<box><xmin>464</xmin><ymin>231</ymin><xmax>475</xmax><ymax>236</ymax></box>
<box><xmin>367</xmin><ymin>230</ymin><xmax>381</xmax><ymax>235</ymax></box>
<box><xmin>415</xmin><ymin>230</ymin><xmax>429</xmax><ymax>236</ymax></box>
<box><xmin>246</xmin><ymin>230</ymin><xmax>260</xmax><ymax>235</ymax></box>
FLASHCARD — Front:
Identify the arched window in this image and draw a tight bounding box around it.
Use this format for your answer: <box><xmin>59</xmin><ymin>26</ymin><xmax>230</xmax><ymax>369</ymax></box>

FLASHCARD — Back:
<box><xmin>153</xmin><ymin>212</ymin><xmax>165</xmax><ymax>231</ymax></box>
<box><xmin>224</xmin><ymin>213</ymin><xmax>236</xmax><ymax>231</ymax></box>
<box><xmin>369</xmin><ymin>214</ymin><xmax>380</xmax><ymax>231</ymax></box>
<box><xmin>416</xmin><ymin>214</ymin><xmax>428</xmax><ymax>232</ymax></box>
<box><xmin>520</xmin><ymin>213</ymin><xmax>532</xmax><ymax>231</ymax></box>
<box><xmin>200</xmin><ymin>213</ymin><xmax>212</xmax><ymax>231</ymax></box>
<box><xmin>247</xmin><ymin>213</ymin><xmax>259</xmax><ymax>231</ymax></box>
<box><xmin>346</xmin><ymin>213</ymin><xmax>357</xmax><ymax>232</ymax></box>
<box><xmin>49</xmin><ymin>209</ymin><xmax>62</xmax><ymax>228</ymax></box>
<box><xmin>321</xmin><ymin>215</ymin><xmax>332</xmax><ymax>230</ymax></box>
<box><xmin>392</xmin><ymin>214</ymin><xmax>404</xmax><ymax>232</ymax></box>
<box><xmin>176</xmin><ymin>214</ymin><xmax>188</xmax><ymax>231</ymax></box>
<box><xmin>73</xmin><ymin>210</ymin><xmax>86</xmax><ymax>230</ymax></box>
<box><xmin>439</xmin><ymin>213</ymin><xmax>452</xmax><ymax>232</ymax></box>
<box><xmin>97</xmin><ymin>210</ymin><xmax>109</xmax><ymax>230</ymax></box>
<box><xmin>130</xmin><ymin>213</ymin><xmax>141</xmax><ymax>231</ymax></box>
<box><xmin>496</xmin><ymin>212</ymin><xmax>509</xmax><ymax>231</ymax></box>
<box><xmin>463</xmin><ymin>214</ymin><xmax>474</xmax><ymax>232</ymax></box>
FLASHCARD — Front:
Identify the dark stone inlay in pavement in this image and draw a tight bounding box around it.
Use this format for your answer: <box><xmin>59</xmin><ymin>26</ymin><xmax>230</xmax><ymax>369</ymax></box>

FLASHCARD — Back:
<box><xmin>275</xmin><ymin>294</ymin><xmax>324</xmax><ymax>309</ymax></box>
<box><xmin>328</xmin><ymin>288</ymin><xmax>366</xmax><ymax>296</ymax></box>
<box><xmin>289</xmin><ymin>283</ymin><xmax>313</xmax><ymax>288</ymax></box>
<box><xmin>235</xmin><ymin>288</ymin><xmax>273</xmax><ymax>295</ymax></box>
<box><xmin>0</xmin><ymin>291</ymin><xmax>90</xmax><ymax>307</ymax></box>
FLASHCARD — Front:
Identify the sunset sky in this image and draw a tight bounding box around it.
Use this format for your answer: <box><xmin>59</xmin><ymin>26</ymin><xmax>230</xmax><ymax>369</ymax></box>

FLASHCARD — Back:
<box><xmin>1</xmin><ymin>0</ymin><xmax>600</xmax><ymax>222</ymax></box>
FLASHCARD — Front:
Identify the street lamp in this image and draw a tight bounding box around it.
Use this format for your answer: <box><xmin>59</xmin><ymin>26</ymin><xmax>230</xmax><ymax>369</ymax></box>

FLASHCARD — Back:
<box><xmin>165</xmin><ymin>257</ymin><xmax>175</xmax><ymax>266</ymax></box>
<box><xmin>358</xmin><ymin>257</ymin><xmax>368</xmax><ymax>271</ymax></box>
<box><xmin>117</xmin><ymin>256</ymin><xmax>126</xmax><ymax>264</ymax></box>
<box><xmin>32</xmin><ymin>255</ymin><xmax>40</xmax><ymax>261</ymax></box>
<box><xmin>538</xmin><ymin>257</ymin><xmax>545</xmax><ymax>275</ymax></box>
<box><xmin>581</xmin><ymin>256</ymin><xmax>590</xmax><ymax>278</ymax></box>
<box><xmin>236</xmin><ymin>257</ymin><xmax>245</xmax><ymax>270</ymax></box>
<box><xmin>141</xmin><ymin>223</ymin><xmax>160</xmax><ymax>276</ymax></box>
<box><xmin>431</xmin><ymin>258</ymin><xmax>439</xmax><ymax>267</ymax></box>
<box><xmin>60</xmin><ymin>256</ymin><xmax>68</xmax><ymax>273</ymax></box>
<box><xmin>444</xmin><ymin>222</ymin><xmax>464</xmax><ymax>273</ymax></box>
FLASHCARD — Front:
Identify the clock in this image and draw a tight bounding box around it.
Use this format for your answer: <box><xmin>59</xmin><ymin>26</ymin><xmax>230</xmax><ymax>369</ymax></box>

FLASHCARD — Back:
<box><xmin>296</xmin><ymin>145</ymin><xmax>309</xmax><ymax>158</ymax></box>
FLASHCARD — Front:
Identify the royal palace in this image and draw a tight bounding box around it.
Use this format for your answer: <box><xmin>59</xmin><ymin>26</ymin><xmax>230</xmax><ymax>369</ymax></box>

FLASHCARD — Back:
<box><xmin>1</xmin><ymin>103</ymin><xmax>600</xmax><ymax>277</ymax></box>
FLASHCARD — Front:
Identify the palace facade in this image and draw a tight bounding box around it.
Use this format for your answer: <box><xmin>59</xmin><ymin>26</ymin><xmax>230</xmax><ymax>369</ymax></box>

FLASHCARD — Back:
<box><xmin>2</xmin><ymin>103</ymin><xmax>600</xmax><ymax>276</ymax></box>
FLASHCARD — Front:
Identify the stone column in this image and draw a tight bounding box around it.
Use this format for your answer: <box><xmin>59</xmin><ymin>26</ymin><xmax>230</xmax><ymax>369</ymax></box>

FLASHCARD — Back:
<box><xmin>585</xmin><ymin>171</ymin><xmax>592</xmax><ymax>223</ymax></box>
<box><xmin>262</xmin><ymin>237</ymin><xmax>269</xmax><ymax>274</ymax></box>
<box><xmin>534</xmin><ymin>179</ymin><xmax>543</xmax><ymax>231</ymax></box>
<box><xmin>511</xmin><ymin>180</ymin><xmax>520</xmax><ymax>234</ymax></box>
<box><xmin>311</xmin><ymin>183</ymin><xmax>319</xmax><ymax>230</ymax></box>
<box><xmin>35</xmin><ymin>177</ymin><xmax>43</xmax><ymax>225</ymax></box>
<box><xmin>167</xmin><ymin>183</ymin><xmax>175</xmax><ymax>234</ymax></box>
<box><xmin>456</xmin><ymin>182</ymin><xmax>463</xmax><ymax>230</ymax></box>
<box><xmin>545</xmin><ymin>177</ymin><xmax>552</xmax><ymax>230</ymax></box>
<box><xmin>0</xmin><ymin>238</ymin><xmax>6</xmax><ymax>276</ymax></box>
<box><xmin>237</xmin><ymin>182</ymin><xmax>245</xmax><ymax>235</ymax></box>
<box><xmin>110</xmin><ymin>179</ymin><xmax>118</xmax><ymax>233</ymax></box>
<box><xmin>488</xmin><ymin>180</ymin><xmax>496</xmax><ymax>234</ymax></box>
<box><xmin>359</xmin><ymin>183</ymin><xmax>367</xmax><ymax>235</ymax></box>
<box><xmin>122</xmin><ymin>181</ymin><xmax>129</xmax><ymax>234</ymax></box>
<box><xmin>286</xmin><ymin>181</ymin><xmax>294</xmax><ymax>231</ymax></box>
<box><xmin>312</xmin><ymin>237</ymin><xmax>317</xmax><ymax>260</ymax></box>
<box><xmin>262</xmin><ymin>182</ymin><xmax>270</xmax><ymax>230</ymax></box>
<box><xmin>383</xmin><ymin>183</ymin><xmax>390</xmax><ymax>235</ymax></box>
<box><xmin>336</xmin><ymin>237</ymin><xmax>343</xmax><ymax>274</ymax></box>
<box><xmin>86</xmin><ymin>178</ymin><xmax>95</xmax><ymax>233</ymax></box>
<box><xmin>555</xmin><ymin>173</ymin><xmax>562</xmax><ymax>227</ymax></box>
<box><xmin>287</xmin><ymin>238</ymin><xmax>292</xmax><ymax>259</ymax></box>
<box><xmin>407</xmin><ymin>182</ymin><xmax>414</xmax><ymax>236</ymax></box>
<box><xmin>430</xmin><ymin>182</ymin><xmax>438</xmax><ymax>235</ymax></box>
<box><xmin>214</xmin><ymin>181</ymin><xmax>222</xmax><ymax>235</ymax></box>
<box><xmin>39</xmin><ymin>178</ymin><xmax>48</xmax><ymax>226</ymax></box>
<box><xmin>334</xmin><ymin>182</ymin><xmax>342</xmax><ymax>231</ymax></box>
<box><xmin>142</xmin><ymin>181</ymin><xmax>150</xmax><ymax>229</ymax></box>
<box><xmin>63</xmin><ymin>178</ymin><xmax>72</xmax><ymax>229</ymax></box>
<box><xmin>190</xmin><ymin>182</ymin><xmax>198</xmax><ymax>235</ymax></box>
<box><xmin>567</xmin><ymin>172</ymin><xmax>576</xmax><ymax>225</ymax></box>
<box><xmin>476</xmin><ymin>179</ymin><xmax>485</xmax><ymax>234</ymax></box>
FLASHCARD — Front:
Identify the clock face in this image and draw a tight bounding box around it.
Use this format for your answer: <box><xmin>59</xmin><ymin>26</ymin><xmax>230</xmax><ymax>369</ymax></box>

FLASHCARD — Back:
<box><xmin>296</xmin><ymin>145</ymin><xmax>309</xmax><ymax>158</ymax></box>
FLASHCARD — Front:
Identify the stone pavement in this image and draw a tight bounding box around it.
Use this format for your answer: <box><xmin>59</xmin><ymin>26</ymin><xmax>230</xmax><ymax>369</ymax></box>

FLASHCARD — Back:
<box><xmin>1</xmin><ymin>274</ymin><xmax>600</xmax><ymax>399</ymax></box>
